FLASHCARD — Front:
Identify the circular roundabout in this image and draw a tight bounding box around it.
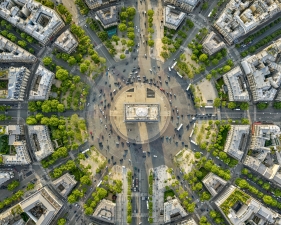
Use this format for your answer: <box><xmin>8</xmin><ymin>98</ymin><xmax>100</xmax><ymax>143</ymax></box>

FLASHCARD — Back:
<box><xmin>110</xmin><ymin>83</ymin><xmax>171</xmax><ymax>144</ymax></box>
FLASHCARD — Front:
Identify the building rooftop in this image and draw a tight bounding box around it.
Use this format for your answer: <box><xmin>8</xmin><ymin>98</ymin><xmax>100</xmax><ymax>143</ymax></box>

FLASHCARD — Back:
<box><xmin>95</xmin><ymin>6</ymin><xmax>118</xmax><ymax>29</ymax></box>
<box><xmin>163</xmin><ymin>6</ymin><xmax>186</xmax><ymax>30</ymax></box>
<box><xmin>84</xmin><ymin>0</ymin><xmax>103</xmax><ymax>10</ymax></box>
<box><xmin>0</xmin><ymin>204</ymin><xmax>25</xmax><ymax>225</ymax></box>
<box><xmin>223</xmin><ymin>66</ymin><xmax>250</xmax><ymax>102</ymax></box>
<box><xmin>164</xmin><ymin>198</ymin><xmax>188</xmax><ymax>223</ymax></box>
<box><xmin>0</xmin><ymin>171</ymin><xmax>14</xmax><ymax>186</ymax></box>
<box><xmin>176</xmin><ymin>218</ymin><xmax>198</xmax><ymax>225</ymax></box>
<box><xmin>241</xmin><ymin>39</ymin><xmax>281</xmax><ymax>102</ymax></box>
<box><xmin>29</xmin><ymin>65</ymin><xmax>54</xmax><ymax>101</ymax></box>
<box><xmin>0</xmin><ymin>0</ymin><xmax>64</xmax><ymax>45</ymax></box>
<box><xmin>244</xmin><ymin>124</ymin><xmax>281</xmax><ymax>185</ymax></box>
<box><xmin>54</xmin><ymin>30</ymin><xmax>78</xmax><ymax>54</ymax></box>
<box><xmin>0</xmin><ymin>35</ymin><xmax>37</xmax><ymax>63</ymax></box>
<box><xmin>202</xmin><ymin>31</ymin><xmax>226</xmax><ymax>55</ymax></box>
<box><xmin>215</xmin><ymin>185</ymin><xmax>281</xmax><ymax>225</ymax></box>
<box><xmin>163</xmin><ymin>0</ymin><xmax>199</xmax><ymax>12</ymax></box>
<box><xmin>93</xmin><ymin>199</ymin><xmax>115</xmax><ymax>221</ymax></box>
<box><xmin>0</xmin><ymin>67</ymin><xmax>30</xmax><ymax>101</ymax></box>
<box><xmin>124</xmin><ymin>104</ymin><xmax>159</xmax><ymax>122</ymax></box>
<box><xmin>214</xmin><ymin>0</ymin><xmax>281</xmax><ymax>44</ymax></box>
<box><xmin>2</xmin><ymin>125</ymin><xmax>31</xmax><ymax>165</ymax></box>
<box><xmin>28</xmin><ymin>125</ymin><xmax>54</xmax><ymax>161</ymax></box>
<box><xmin>52</xmin><ymin>173</ymin><xmax>77</xmax><ymax>198</ymax></box>
<box><xmin>202</xmin><ymin>172</ymin><xmax>227</xmax><ymax>197</ymax></box>
<box><xmin>19</xmin><ymin>186</ymin><xmax>63</xmax><ymax>225</ymax></box>
<box><xmin>224</xmin><ymin>125</ymin><xmax>250</xmax><ymax>161</ymax></box>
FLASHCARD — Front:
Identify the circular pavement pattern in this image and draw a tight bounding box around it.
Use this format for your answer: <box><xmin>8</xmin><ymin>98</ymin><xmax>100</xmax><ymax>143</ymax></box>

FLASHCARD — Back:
<box><xmin>110</xmin><ymin>83</ymin><xmax>171</xmax><ymax>144</ymax></box>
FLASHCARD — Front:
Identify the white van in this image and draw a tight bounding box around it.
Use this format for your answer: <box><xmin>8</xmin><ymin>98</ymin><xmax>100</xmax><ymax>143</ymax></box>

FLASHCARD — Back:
<box><xmin>168</xmin><ymin>67</ymin><xmax>171</xmax><ymax>71</ymax></box>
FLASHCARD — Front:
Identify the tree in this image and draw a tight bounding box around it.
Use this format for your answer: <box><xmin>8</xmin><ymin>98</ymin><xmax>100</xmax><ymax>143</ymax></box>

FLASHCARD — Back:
<box><xmin>57</xmin><ymin>218</ymin><xmax>66</xmax><ymax>225</ymax></box>
<box><xmin>274</xmin><ymin>102</ymin><xmax>281</xmax><ymax>109</ymax></box>
<box><xmin>240</xmin><ymin>102</ymin><xmax>249</xmax><ymax>110</ymax></box>
<box><xmin>56</xmin><ymin>69</ymin><xmax>69</xmax><ymax>81</ymax></box>
<box><xmin>127</xmin><ymin>32</ymin><xmax>135</xmax><ymax>40</ymax></box>
<box><xmin>218</xmin><ymin>152</ymin><xmax>227</xmax><ymax>160</ymax></box>
<box><xmin>80</xmin><ymin>63</ymin><xmax>89</xmax><ymax>73</ymax></box>
<box><xmin>201</xmin><ymin>2</ymin><xmax>208</xmax><ymax>10</ymax></box>
<box><xmin>118</xmin><ymin>23</ymin><xmax>127</xmax><ymax>32</ymax></box>
<box><xmin>7</xmin><ymin>181</ymin><xmax>19</xmax><ymax>191</ymax></box>
<box><xmin>80</xmin><ymin>175</ymin><xmax>92</xmax><ymax>185</ymax></box>
<box><xmin>213</xmin><ymin>98</ymin><xmax>221</xmax><ymax>107</ymax></box>
<box><xmin>67</xmin><ymin>56</ymin><xmax>77</xmax><ymax>66</ymax></box>
<box><xmin>147</xmin><ymin>9</ymin><xmax>154</xmax><ymax>17</ymax></box>
<box><xmin>195</xmin><ymin>182</ymin><xmax>203</xmax><ymax>191</ymax></box>
<box><xmin>206</xmin><ymin>74</ymin><xmax>212</xmax><ymax>81</ymax></box>
<box><xmin>73</xmin><ymin>75</ymin><xmax>80</xmax><ymax>83</ymax></box>
<box><xmin>199</xmin><ymin>53</ymin><xmax>208</xmax><ymax>62</ymax></box>
<box><xmin>209</xmin><ymin>210</ymin><xmax>217</xmax><ymax>219</ymax></box>
<box><xmin>195</xmin><ymin>152</ymin><xmax>201</xmax><ymax>159</ymax></box>
<box><xmin>241</xmin><ymin>118</ymin><xmax>250</xmax><ymax>124</ymax></box>
<box><xmin>257</xmin><ymin>102</ymin><xmax>268</xmax><ymax>110</ymax></box>
<box><xmin>127</xmin><ymin>7</ymin><xmax>136</xmax><ymax>17</ymax></box>
<box><xmin>228</xmin><ymin>102</ymin><xmax>236</xmax><ymax>109</ymax></box>
<box><xmin>120</xmin><ymin>11</ymin><xmax>128</xmax><ymax>19</ymax></box>
<box><xmin>148</xmin><ymin>39</ymin><xmax>154</xmax><ymax>47</ymax></box>
<box><xmin>26</xmin><ymin>116</ymin><xmax>37</xmax><ymax>125</ymax></box>
<box><xmin>120</xmin><ymin>54</ymin><xmax>126</xmax><ymax>59</ymax></box>
<box><xmin>18</xmin><ymin>40</ymin><xmax>27</xmax><ymax>48</ymax></box>
<box><xmin>241</xmin><ymin>168</ymin><xmax>249</xmax><ymax>175</ymax></box>
<box><xmin>262</xmin><ymin>183</ymin><xmax>270</xmax><ymax>190</ymax></box>
<box><xmin>57</xmin><ymin>104</ymin><xmax>65</xmax><ymax>112</ymax></box>
<box><xmin>263</xmin><ymin>195</ymin><xmax>273</xmax><ymax>205</ymax></box>
<box><xmin>85</xmin><ymin>207</ymin><xmax>93</xmax><ymax>215</ymax></box>
<box><xmin>26</xmin><ymin>183</ymin><xmax>35</xmax><ymax>191</ymax></box>
<box><xmin>127</xmin><ymin>40</ymin><xmax>134</xmax><ymax>47</ymax></box>
<box><xmin>223</xmin><ymin>65</ymin><xmax>231</xmax><ymax>73</ymax></box>
<box><xmin>43</xmin><ymin>57</ymin><xmax>52</xmax><ymax>66</ymax></box>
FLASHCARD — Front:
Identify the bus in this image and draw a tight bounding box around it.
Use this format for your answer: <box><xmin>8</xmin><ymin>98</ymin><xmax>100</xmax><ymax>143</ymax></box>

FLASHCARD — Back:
<box><xmin>177</xmin><ymin>123</ymin><xmax>183</xmax><ymax>131</ymax></box>
<box><xmin>186</xmin><ymin>84</ymin><xmax>191</xmax><ymax>91</ymax></box>
<box><xmin>171</xmin><ymin>61</ymin><xmax>177</xmax><ymax>69</ymax></box>
<box><xmin>177</xmin><ymin>72</ymin><xmax>183</xmax><ymax>78</ymax></box>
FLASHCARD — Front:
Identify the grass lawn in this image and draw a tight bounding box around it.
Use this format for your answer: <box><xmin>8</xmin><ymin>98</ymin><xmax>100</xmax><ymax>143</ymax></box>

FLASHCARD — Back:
<box><xmin>164</xmin><ymin>189</ymin><xmax>175</xmax><ymax>202</ymax></box>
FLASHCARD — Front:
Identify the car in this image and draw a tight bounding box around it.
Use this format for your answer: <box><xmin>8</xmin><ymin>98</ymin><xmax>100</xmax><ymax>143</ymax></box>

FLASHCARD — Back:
<box><xmin>153</xmin><ymin>155</ymin><xmax>157</xmax><ymax>157</ymax></box>
<box><xmin>84</xmin><ymin>25</ymin><xmax>87</xmax><ymax>28</ymax></box>
<box><xmin>126</xmin><ymin>62</ymin><xmax>129</xmax><ymax>65</ymax></box>
<box><xmin>123</xmin><ymin>69</ymin><xmax>126</xmax><ymax>72</ymax></box>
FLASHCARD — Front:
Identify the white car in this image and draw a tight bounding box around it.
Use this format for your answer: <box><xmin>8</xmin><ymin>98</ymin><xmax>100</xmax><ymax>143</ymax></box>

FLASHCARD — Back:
<box><xmin>135</xmin><ymin>26</ymin><xmax>137</xmax><ymax>29</ymax></box>
<box><xmin>153</xmin><ymin>155</ymin><xmax>157</xmax><ymax>158</ymax></box>
<box><xmin>138</xmin><ymin>43</ymin><xmax>140</xmax><ymax>47</ymax></box>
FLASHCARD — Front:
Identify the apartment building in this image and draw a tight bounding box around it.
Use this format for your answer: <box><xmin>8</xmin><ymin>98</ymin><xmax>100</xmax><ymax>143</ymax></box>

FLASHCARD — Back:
<box><xmin>244</xmin><ymin>124</ymin><xmax>281</xmax><ymax>186</ymax></box>
<box><xmin>241</xmin><ymin>38</ymin><xmax>281</xmax><ymax>102</ymax></box>
<box><xmin>29</xmin><ymin>65</ymin><xmax>54</xmax><ymax>101</ymax></box>
<box><xmin>202</xmin><ymin>31</ymin><xmax>226</xmax><ymax>55</ymax></box>
<box><xmin>163</xmin><ymin>6</ymin><xmax>186</xmax><ymax>30</ymax></box>
<box><xmin>85</xmin><ymin>0</ymin><xmax>117</xmax><ymax>10</ymax></box>
<box><xmin>0</xmin><ymin>35</ymin><xmax>37</xmax><ymax>63</ymax></box>
<box><xmin>223</xmin><ymin>125</ymin><xmax>250</xmax><ymax>161</ymax></box>
<box><xmin>52</xmin><ymin>173</ymin><xmax>77</xmax><ymax>198</ymax></box>
<box><xmin>163</xmin><ymin>0</ymin><xmax>199</xmax><ymax>12</ymax></box>
<box><xmin>54</xmin><ymin>30</ymin><xmax>78</xmax><ymax>54</ymax></box>
<box><xmin>202</xmin><ymin>172</ymin><xmax>227</xmax><ymax>197</ymax></box>
<box><xmin>214</xmin><ymin>0</ymin><xmax>281</xmax><ymax>44</ymax></box>
<box><xmin>1</xmin><ymin>125</ymin><xmax>31</xmax><ymax>165</ymax></box>
<box><xmin>0</xmin><ymin>0</ymin><xmax>65</xmax><ymax>45</ymax></box>
<box><xmin>27</xmin><ymin>125</ymin><xmax>54</xmax><ymax>161</ymax></box>
<box><xmin>95</xmin><ymin>6</ymin><xmax>118</xmax><ymax>29</ymax></box>
<box><xmin>223</xmin><ymin>66</ymin><xmax>250</xmax><ymax>102</ymax></box>
<box><xmin>215</xmin><ymin>185</ymin><xmax>281</xmax><ymax>225</ymax></box>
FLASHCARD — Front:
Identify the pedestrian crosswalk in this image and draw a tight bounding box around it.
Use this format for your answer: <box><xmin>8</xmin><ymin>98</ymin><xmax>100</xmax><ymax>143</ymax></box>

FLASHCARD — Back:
<box><xmin>95</xmin><ymin>43</ymin><xmax>103</xmax><ymax>50</ymax></box>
